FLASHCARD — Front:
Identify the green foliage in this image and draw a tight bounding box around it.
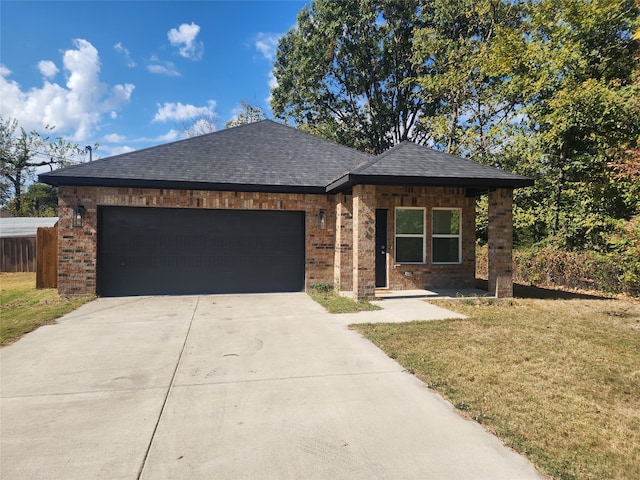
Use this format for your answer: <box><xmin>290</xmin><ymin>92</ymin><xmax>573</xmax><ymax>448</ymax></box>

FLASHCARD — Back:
<box><xmin>496</xmin><ymin>0</ymin><xmax>640</xmax><ymax>245</ymax></box>
<box><xmin>413</xmin><ymin>0</ymin><xmax>523</xmax><ymax>159</ymax></box>
<box><xmin>225</xmin><ymin>101</ymin><xmax>268</xmax><ymax>128</ymax></box>
<box><xmin>275</xmin><ymin>0</ymin><xmax>639</xmax><ymax>253</ymax></box>
<box><xmin>272</xmin><ymin>0</ymin><xmax>428</xmax><ymax>153</ymax></box>
<box><xmin>1</xmin><ymin>117</ymin><xmax>91</xmax><ymax>213</ymax></box>
<box><xmin>5</xmin><ymin>183</ymin><xmax>58</xmax><ymax>217</ymax></box>
<box><xmin>511</xmin><ymin>216</ymin><xmax>640</xmax><ymax>295</ymax></box>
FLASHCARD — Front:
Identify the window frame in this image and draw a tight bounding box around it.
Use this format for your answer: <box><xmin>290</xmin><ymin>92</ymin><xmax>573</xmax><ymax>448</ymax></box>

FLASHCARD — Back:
<box><xmin>431</xmin><ymin>208</ymin><xmax>462</xmax><ymax>265</ymax></box>
<box><xmin>394</xmin><ymin>207</ymin><xmax>426</xmax><ymax>264</ymax></box>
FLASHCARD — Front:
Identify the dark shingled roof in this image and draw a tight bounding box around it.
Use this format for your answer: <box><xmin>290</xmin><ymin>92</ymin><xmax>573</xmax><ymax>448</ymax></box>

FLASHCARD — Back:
<box><xmin>326</xmin><ymin>141</ymin><xmax>533</xmax><ymax>191</ymax></box>
<box><xmin>39</xmin><ymin>120</ymin><xmax>372</xmax><ymax>194</ymax></box>
<box><xmin>40</xmin><ymin>120</ymin><xmax>532</xmax><ymax>193</ymax></box>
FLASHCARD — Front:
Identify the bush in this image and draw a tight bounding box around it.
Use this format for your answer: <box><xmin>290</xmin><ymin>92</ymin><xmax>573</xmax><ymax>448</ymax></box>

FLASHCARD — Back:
<box><xmin>476</xmin><ymin>216</ymin><xmax>640</xmax><ymax>296</ymax></box>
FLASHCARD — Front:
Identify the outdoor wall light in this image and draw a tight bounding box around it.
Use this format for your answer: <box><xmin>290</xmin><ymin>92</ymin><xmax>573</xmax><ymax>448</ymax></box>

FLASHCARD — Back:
<box><xmin>318</xmin><ymin>209</ymin><xmax>327</xmax><ymax>230</ymax></box>
<box><xmin>73</xmin><ymin>205</ymin><xmax>85</xmax><ymax>228</ymax></box>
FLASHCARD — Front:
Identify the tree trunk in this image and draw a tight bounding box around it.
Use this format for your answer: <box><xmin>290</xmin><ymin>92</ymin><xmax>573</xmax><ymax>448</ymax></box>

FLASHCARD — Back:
<box><xmin>552</xmin><ymin>152</ymin><xmax>566</xmax><ymax>235</ymax></box>
<box><xmin>12</xmin><ymin>170</ymin><xmax>22</xmax><ymax>213</ymax></box>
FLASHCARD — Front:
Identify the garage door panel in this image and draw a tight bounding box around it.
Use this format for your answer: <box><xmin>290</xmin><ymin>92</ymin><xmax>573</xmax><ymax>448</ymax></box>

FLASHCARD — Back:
<box><xmin>98</xmin><ymin>207</ymin><xmax>305</xmax><ymax>296</ymax></box>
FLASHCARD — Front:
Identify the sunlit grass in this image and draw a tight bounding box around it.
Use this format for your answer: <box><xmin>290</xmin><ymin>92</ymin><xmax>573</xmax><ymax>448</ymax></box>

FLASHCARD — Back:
<box><xmin>353</xmin><ymin>297</ymin><xmax>640</xmax><ymax>480</ymax></box>
<box><xmin>308</xmin><ymin>284</ymin><xmax>381</xmax><ymax>313</ymax></box>
<box><xmin>1</xmin><ymin>273</ymin><xmax>93</xmax><ymax>346</ymax></box>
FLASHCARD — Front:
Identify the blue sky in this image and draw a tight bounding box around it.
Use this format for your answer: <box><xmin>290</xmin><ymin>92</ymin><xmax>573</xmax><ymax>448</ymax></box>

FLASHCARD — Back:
<box><xmin>0</xmin><ymin>1</ymin><xmax>308</xmax><ymax>161</ymax></box>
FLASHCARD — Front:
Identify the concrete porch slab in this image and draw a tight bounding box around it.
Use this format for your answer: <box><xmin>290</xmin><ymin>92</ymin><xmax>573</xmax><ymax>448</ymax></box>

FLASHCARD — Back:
<box><xmin>375</xmin><ymin>288</ymin><xmax>493</xmax><ymax>299</ymax></box>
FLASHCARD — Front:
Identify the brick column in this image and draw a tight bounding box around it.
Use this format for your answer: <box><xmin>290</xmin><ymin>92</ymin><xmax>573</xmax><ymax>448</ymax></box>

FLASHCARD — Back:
<box><xmin>334</xmin><ymin>194</ymin><xmax>353</xmax><ymax>292</ymax></box>
<box><xmin>488</xmin><ymin>188</ymin><xmax>514</xmax><ymax>297</ymax></box>
<box><xmin>352</xmin><ymin>185</ymin><xmax>376</xmax><ymax>299</ymax></box>
<box><xmin>58</xmin><ymin>186</ymin><xmax>98</xmax><ymax>295</ymax></box>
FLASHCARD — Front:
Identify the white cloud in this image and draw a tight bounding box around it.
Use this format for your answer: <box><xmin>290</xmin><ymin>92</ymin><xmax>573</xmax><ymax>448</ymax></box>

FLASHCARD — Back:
<box><xmin>103</xmin><ymin>133</ymin><xmax>126</xmax><ymax>143</ymax></box>
<box><xmin>0</xmin><ymin>39</ymin><xmax>134</xmax><ymax>141</ymax></box>
<box><xmin>153</xmin><ymin>100</ymin><xmax>217</xmax><ymax>122</ymax></box>
<box><xmin>254</xmin><ymin>33</ymin><xmax>282</xmax><ymax>106</ymax></box>
<box><xmin>147</xmin><ymin>61</ymin><xmax>181</xmax><ymax>77</ymax></box>
<box><xmin>106</xmin><ymin>145</ymin><xmax>135</xmax><ymax>156</ymax></box>
<box><xmin>154</xmin><ymin>129</ymin><xmax>181</xmax><ymax>142</ymax></box>
<box><xmin>268</xmin><ymin>72</ymin><xmax>278</xmax><ymax>90</ymax></box>
<box><xmin>38</xmin><ymin>60</ymin><xmax>58</xmax><ymax>78</ymax></box>
<box><xmin>168</xmin><ymin>22</ymin><xmax>203</xmax><ymax>60</ymax></box>
<box><xmin>110</xmin><ymin>111</ymin><xmax>117</xmax><ymax>119</ymax></box>
<box><xmin>114</xmin><ymin>42</ymin><xmax>136</xmax><ymax>67</ymax></box>
<box><xmin>265</xmin><ymin>70</ymin><xmax>279</xmax><ymax>105</ymax></box>
<box><xmin>255</xmin><ymin>33</ymin><xmax>280</xmax><ymax>61</ymax></box>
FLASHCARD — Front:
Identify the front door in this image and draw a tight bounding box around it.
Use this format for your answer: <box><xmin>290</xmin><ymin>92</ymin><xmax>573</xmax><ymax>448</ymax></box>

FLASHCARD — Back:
<box><xmin>375</xmin><ymin>209</ymin><xmax>388</xmax><ymax>288</ymax></box>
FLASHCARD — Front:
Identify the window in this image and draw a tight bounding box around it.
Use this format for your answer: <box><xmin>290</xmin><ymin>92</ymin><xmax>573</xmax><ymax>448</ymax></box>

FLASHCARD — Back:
<box><xmin>395</xmin><ymin>208</ymin><xmax>425</xmax><ymax>263</ymax></box>
<box><xmin>432</xmin><ymin>209</ymin><xmax>461</xmax><ymax>264</ymax></box>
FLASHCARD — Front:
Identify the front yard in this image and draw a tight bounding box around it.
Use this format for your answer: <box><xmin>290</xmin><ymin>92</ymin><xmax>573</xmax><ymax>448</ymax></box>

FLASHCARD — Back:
<box><xmin>0</xmin><ymin>273</ymin><xmax>93</xmax><ymax>346</ymax></box>
<box><xmin>353</xmin><ymin>296</ymin><xmax>640</xmax><ymax>480</ymax></box>
<box><xmin>3</xmin><ymin>271</ymin><xmax>639</xmax><ymax>479</ymax></box>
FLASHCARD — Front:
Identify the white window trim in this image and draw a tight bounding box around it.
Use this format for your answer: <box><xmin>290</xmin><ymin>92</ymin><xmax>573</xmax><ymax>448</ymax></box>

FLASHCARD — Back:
<box><xmin>432</xmin><ymin>208</ymin><xmax>462</xmax><ymax>264</ymax></box>
<box><xmin>395</xmin><ymin>207</ymin><xmax>426</xmax><ymax>264</ymax></box>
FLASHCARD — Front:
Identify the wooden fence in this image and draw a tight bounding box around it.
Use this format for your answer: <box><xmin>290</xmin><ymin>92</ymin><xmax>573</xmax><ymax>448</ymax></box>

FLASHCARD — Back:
<box><xmin>0</xmin><ymin>236</ymin><xmax>36</xmax><ymax>272</ymax></box>
<box><xmin>36</xmin><ymin>226</ymin><xmax>58</xmax><ymax>288</ymax></box>
<box><xmin>0</xmin><ymin>225</ymin><xmax>58</xmax><ymax>289</ymax></box>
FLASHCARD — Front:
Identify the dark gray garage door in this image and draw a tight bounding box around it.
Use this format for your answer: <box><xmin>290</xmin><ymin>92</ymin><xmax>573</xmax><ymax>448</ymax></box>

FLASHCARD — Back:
<box><xmin>97</xmin><ymin>206</ymin><xmax>305</xmax><ymax>296</ymax></box>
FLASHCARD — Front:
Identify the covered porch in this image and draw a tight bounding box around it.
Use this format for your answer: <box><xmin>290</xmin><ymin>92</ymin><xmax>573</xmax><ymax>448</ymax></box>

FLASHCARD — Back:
<box><xmin>333</xmin><ymin>184</ymin><xmax>516</xmax><ymax>301</ymax></box>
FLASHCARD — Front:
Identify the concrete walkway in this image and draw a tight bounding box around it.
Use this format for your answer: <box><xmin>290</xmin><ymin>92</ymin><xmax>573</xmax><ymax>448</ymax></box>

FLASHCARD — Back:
<box><xmin>1</xmin><ymin>293</ymin><xmax>544</xmax><ymax>479</ymax></box>
<box><xmin>340</xmin><ymin>296</ymin><xmax>467</xmax><ymax>324</ymax></box>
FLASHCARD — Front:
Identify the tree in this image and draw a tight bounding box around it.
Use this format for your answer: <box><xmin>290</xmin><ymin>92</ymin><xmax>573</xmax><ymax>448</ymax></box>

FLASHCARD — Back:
<box><xmin>273</xmin><ymin>0</ymin><xmax>639</xmax><ymax>249</ymax></box>
<box><xmin>412</xmin><ymin>0</ymin><xmax>524</xmax><ymax>161</ymax></box>
<box><xmin>272</xmin><ymin>0</ymin><xmax>428</xmax><ymax>153</ymax></box>
<box><xmin>495</xmin><ymin>0</ymin><xmax>640</xmax><ymax>246</ymax></box>
<box><xmin>6</xmin><ymin>183</ymin><xmax>59</xmax><ymax>217</ymax></box>
<box><xmin>225</xmin><ymin>101</ymin><xmax>268</xmax><ymax>128</ymax></box>
<box><xmin>0</xmin><ymin>117</ymin><xmax>89</xmax><ymax>215</ymax></box>
<box><xmin>178</xmin><ymin>112</ymin><xmax>218</xmax><ymax>138</ymax></box>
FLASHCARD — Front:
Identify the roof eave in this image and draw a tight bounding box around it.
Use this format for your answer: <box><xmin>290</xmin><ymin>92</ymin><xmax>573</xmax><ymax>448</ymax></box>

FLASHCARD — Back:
<box><xmin>38</xmin><ymin>175</ymin><xmax>327</xmax><ymax>195</ymax></box>
<box><xmin>326</xmin><ymin>174</ymin><xmax>534</xmax><ymax>193</ymax></box>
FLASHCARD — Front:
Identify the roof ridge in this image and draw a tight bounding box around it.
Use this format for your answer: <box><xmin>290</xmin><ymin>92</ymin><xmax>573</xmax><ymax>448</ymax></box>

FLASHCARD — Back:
<box><xmin>351</xmin><ymin>141</ymin><xmax>411</xmax><ymax>174</ymax></box>
<box><xmin>275</xmin><ymin>121</ymin><xmax>376</xmax><ymax>158</ymax></box>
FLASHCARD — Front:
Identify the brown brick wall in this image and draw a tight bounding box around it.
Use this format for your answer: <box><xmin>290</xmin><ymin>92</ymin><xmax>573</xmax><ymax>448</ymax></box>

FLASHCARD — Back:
<box><xmin>57</xmin><ymin>186</ymin><xmax>335</xmax><ymax>295</ymax></box>
<box><xmin>488</xmin><ymin>188</ymin><xmax>514</xmax><ymax>297</ymax></box>
<box><xmin>333</xmin><ymin>194</ymin><xmax>353</xmax><ymax>291</ymax></box>
<box><xmin>375</xmin><ymin>186</ymin><xmax>476</xmax><ymax>291</ymax></box>
<box><xmin>352</xmin><ymin>185</ymin><xmax>376</xmax><ymax>299</ymax></box>
<box><xmin>57</xmin><ymin>183</ymin><xmax>508</xmax><ymax>299</ymax></box>
<box><xmin>58</xmin><ymin>187</ymin><xmax>98</xmax><ymax>295</ymax></box>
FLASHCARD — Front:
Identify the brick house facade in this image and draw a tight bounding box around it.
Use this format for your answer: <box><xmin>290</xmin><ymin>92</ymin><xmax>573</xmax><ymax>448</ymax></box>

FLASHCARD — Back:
<box><xmin>42</xmin><ymin>121</ymin><xmax>531</xmax><ymax>300</ymax></box>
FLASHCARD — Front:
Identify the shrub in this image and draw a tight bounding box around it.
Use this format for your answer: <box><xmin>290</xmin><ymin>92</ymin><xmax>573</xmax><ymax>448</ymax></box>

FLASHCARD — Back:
<box><xmin>476</xmin><ymin>216</ymin><xmax>640</xmax><ymax>296</ymax></box>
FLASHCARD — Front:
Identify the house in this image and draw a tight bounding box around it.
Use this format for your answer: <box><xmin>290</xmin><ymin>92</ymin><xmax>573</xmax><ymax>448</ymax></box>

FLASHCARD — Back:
<box><xmin>39</xmin><ymin>120</ymin><xmax>532</xmax><ymax>299</ymax></box>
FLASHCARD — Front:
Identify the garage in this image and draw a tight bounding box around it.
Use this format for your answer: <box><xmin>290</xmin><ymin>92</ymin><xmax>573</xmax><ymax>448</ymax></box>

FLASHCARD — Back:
<box><xmin>97</xmin><ymin>206</ymin><xmax>305</xmax><ymax>296</ymax></box>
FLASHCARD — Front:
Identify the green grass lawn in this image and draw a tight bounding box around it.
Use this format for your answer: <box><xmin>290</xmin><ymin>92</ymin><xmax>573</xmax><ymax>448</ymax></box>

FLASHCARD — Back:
<box><xmin>1</xmin><ymin>273</ymin><xmax>93</xmax><ymax>346</ymax></box>
<box><xmin>352</xmin><ymin>296</ymin><xmax>640</xmax><ymax>480</ymax></box>
<box><xmin>308</xmin><ymin>284</ymin><xmax>381</xmax><ymax>313</ymax></box>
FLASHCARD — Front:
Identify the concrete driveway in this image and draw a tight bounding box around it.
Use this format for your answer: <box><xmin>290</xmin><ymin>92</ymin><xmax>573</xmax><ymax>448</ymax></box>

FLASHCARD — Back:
<box><xmin>1</xmin><ymin>293</ymin><xmax>544</xmax><ymax>479</ymax></box>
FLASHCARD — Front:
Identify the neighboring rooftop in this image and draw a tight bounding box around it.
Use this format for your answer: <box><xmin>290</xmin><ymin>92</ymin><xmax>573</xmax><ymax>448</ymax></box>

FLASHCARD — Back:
<box><xmin>0</xmin><ymin>217</ymin><xmax>58</xmax><ymax>237</ymax></box>
<box><xmin>39</xmin><ymin>120</ymin><xmax>533</xmax><ymax>193</ymax></box>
